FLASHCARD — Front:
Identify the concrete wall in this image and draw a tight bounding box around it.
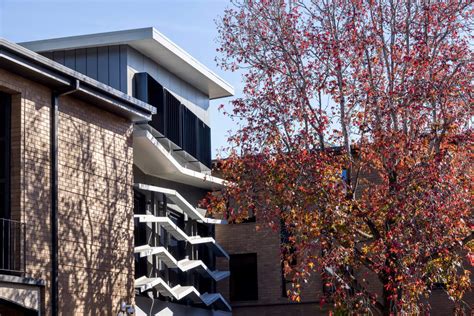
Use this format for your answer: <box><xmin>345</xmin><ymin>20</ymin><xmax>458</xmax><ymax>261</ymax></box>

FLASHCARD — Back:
<box><xmin>127</xmin><ymin>47</ymin><xmax>210</xmax><ymax>125</ymax></box>
<box><xmin>0</xmin><ymin>68</ymin><xmax>135</xmax><ymax>315</ymax></box>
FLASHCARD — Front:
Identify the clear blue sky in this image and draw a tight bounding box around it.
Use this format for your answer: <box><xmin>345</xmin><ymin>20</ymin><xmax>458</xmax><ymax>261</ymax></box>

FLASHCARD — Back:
<box><xmin>0</xmin><ymin>0</ymin><xmax>240</xmax><ymax>158</ymax></box>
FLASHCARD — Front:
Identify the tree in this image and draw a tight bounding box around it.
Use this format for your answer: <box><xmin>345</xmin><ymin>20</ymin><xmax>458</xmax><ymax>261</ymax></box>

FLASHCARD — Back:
<box><xmin>206</xmin><ymin>0</ymin><xmax>474</xmax><ymax>314</ymax></box>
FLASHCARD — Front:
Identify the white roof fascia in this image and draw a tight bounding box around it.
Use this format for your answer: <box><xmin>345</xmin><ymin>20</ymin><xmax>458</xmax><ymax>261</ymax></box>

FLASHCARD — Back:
<box><xmin>19</xmin><ymin>27</ymin><xmax>235</xmax><ymax>100</ymax></box>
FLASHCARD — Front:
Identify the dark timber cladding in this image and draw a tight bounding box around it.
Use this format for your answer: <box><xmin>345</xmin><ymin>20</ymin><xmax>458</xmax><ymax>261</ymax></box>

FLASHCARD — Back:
<box><xmin>134</xmin><ymin>72</ymin><xmax>213</xmax><ymax>167</ymax></box>
<box><xmin>43</xmin><ymin>45</ymin><xmax>128</xmax><ymax>93</ymax></box>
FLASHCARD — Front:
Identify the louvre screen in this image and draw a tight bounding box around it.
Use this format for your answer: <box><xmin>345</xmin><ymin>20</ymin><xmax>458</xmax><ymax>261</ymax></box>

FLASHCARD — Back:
<box><xmin>197</xmin><ymin>120</ymin><xmax>211</xmax><ymax>168</ymax></box>
<box><xmin>134</xmin><ymin>72</ymin><xmax>212</xmax><ymax>167</ymax></box>
<box><xmin>164</xmin><ymin>90</ymin><xmax>182</xmax><ymax>147</ymax></box>
<box><xmin>182</xmin><ymin>107</ymin><xmax>198</xmax><ymax>158</ymax></box>
<box><xmin>134</xmin><ymin>72</ymin><xmax>165</xmax><ymax>134</ymax></box>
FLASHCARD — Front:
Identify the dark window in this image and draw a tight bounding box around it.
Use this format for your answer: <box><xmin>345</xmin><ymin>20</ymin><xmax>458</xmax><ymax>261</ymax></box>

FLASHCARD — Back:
<box><xmin>0</xmin><ymin>93</ymin><xmax>12</xmax><ymax>274</ymax></box>
<box><xmin>229</xmin><ymin>253</ymin><xmax>258</xmax><ymax>301</ymax></box>
<box><xmin>167</xmin><ymin>210</ymin><xmax>186</xmax><ymax>260</ymax></box>
<box><xmin>0</xmin><ymin>93</ymin><xmax>11</xmax><ymax>220</ymax></box>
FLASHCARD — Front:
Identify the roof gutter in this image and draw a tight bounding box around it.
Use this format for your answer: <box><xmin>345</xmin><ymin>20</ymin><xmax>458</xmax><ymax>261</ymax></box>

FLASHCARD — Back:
<box><xmin>0</xmin><ymin>38</ymin><xmax>156</xmax><ymax>122</ymax></box>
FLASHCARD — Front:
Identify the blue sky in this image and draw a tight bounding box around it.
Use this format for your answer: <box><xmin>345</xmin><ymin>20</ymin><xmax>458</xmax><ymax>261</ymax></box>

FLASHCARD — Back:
<box><xmin>0</xmin><ymin>0</ymin><xmax>240</xmax><ymax>157</ymax></box>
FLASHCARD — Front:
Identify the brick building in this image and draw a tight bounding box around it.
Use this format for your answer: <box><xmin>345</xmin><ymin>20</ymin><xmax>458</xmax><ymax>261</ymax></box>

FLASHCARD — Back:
<box><xmin>0</xmin><ymin>27</ymin><xmax>471</xmax><ymax>316</ymax></box>
<box><xmin>0</xmin><ymin>27</ymin><xmax>233</xmax><ymax>315</ymax></box>
<box><xmin>215</xmin><ymin>168</ymin><xmax>473</xmax><ymax>316</ymax></box>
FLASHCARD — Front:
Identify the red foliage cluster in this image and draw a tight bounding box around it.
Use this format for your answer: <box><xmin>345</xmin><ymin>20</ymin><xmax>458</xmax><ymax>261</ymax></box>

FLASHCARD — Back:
<box><xmin>206</xmin><ymin>0</ymin><xmax>473</xmax><ymax>314</ymax></box>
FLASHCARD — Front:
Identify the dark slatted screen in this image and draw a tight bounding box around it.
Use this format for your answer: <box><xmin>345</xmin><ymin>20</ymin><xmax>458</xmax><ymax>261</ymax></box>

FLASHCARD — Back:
<box><xmin>134</xmin><ymin>72</ymin><xmax>212</xmax><ymax>167</ymax></box>
<box><xmin>164</xmin><ymin>90</ymin><xmax>182</xmax><ymax>147</ymax></box>
<box><xmin>197</xmin><ymin>119</ymin><xmax>211</xmax><ymax>168</ymax></box>
<box><xmin>133</xmin><ymin>191</ymin><xmax>147</xmax><ymax>279</ymax></box>
<box><xmin>134</xmin><ymin>72</ymin><xmax>165</xmax><ymax>134</ymax></box>
<box><xmin>182</xmin><ymin>107</ymin><xmax>198</xmax><ymax>158</ymax></box>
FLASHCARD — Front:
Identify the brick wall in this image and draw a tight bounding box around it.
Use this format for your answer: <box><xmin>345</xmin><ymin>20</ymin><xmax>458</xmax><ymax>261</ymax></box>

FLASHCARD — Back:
<box><xmin>215</xmin><ymin>220</ymin><xmax>324</xmax><ymax>316</ymax></box>
<box><xmin>0</xmin><ymin>68</ymin><xmax>135</xmax><ymax>315</ymax></box>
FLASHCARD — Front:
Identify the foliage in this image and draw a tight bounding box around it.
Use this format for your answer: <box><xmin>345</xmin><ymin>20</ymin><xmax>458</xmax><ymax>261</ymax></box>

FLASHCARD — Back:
<box><xmin>206</xmin><ymin>0</ymin><xmax>473</xmax><ymax>314</ymax></box>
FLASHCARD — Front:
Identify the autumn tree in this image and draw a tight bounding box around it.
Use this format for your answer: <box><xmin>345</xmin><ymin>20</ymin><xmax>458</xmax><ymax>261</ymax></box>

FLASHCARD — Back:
<box><xmin>206</xmin><ymin>0</ymin><xmax>474</xmax><ymax>314</ymax></box>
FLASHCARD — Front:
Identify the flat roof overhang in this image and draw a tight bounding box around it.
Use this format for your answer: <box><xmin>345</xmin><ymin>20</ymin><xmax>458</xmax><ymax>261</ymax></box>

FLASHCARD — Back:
<box><xmin>0</xmin><ymin>38</ymin><xmax>155</xmax><ymax>122</ymax></box>
<box><xmin>19</xmin><ymin>27</ymin><xmax>235</xmax><ymax>100</ymax></box>
<box><xmin>134</xmin><ymin>128</ymin><xmax>226</xmax><ymax>190</ymax></box>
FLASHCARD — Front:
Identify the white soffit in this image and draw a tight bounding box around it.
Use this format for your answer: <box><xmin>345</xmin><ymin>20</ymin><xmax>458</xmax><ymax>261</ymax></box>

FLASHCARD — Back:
<box><xmin>19</xmin><ymin>27</ymin><xmax>234</xmax><ymax>100</ymax></box>
<box><xmin>133</xmin><ymin>129</ymin><xmax>225</xmax><ymax>190</ymax></box>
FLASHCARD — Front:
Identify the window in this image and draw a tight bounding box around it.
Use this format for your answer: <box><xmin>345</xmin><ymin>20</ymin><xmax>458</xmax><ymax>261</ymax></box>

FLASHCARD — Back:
<box><xmin>229</xmin><ymin>253</ymin><xmax>258</xmax><ymax>301</ymax></box>
<box><xmin>0</xmin><ymin>93</ymin><xmax>10</xmax><ymax>220</ymax></box>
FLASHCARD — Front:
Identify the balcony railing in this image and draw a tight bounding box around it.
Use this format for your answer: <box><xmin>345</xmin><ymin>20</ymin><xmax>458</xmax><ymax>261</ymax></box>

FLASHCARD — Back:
<box><xmin>0</xmin><ymin>218</ymin><xmax>26</xmax><ymax>275</ymax></box>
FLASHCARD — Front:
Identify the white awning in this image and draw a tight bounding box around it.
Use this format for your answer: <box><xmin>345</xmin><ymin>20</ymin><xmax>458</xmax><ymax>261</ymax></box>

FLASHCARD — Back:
<box><xmin>135</xmin><ymin>215</ymin><xmax>229</xmax><ymax>259</ymax></box>
<box><xmin>135</xmin><ymin>183</ymin><xmax>227</xmax><ymax>224</ymax></box>
<box><xmin>135</xmin><ymin>276</ymin><xmax>200</xmax><ymax>301</ymax></box>
<box><xmin>134</xmin><ymin>276</ymin><xmax>232</xmax><ymax>312</ymax></box>
<box><xmin>201</xmin><ymin>293</ymin><xmax>233</xmax><ymax>312</ymax></box>
<box><xmin>134</xmin><ymin>245</ymin><xmax>230</xmax><ymax>282</ymax></box>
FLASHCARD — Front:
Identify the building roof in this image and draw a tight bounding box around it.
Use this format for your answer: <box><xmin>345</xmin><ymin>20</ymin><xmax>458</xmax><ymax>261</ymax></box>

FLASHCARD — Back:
<box><xmin>19</xmin><ymin>27</ymin><xmax>235</xmax><ymax>100</ymax></box>
<box><xmin>0</xmin><ymin>38</ymin><xmax>155</xmax><ymax>122</ymax></box>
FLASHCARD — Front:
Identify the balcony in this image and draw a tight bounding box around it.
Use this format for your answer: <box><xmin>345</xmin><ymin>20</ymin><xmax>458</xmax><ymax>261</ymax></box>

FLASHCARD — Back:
<box><xmin>133</xmin><ymin>126</ymin><xmax>225</xmax><ymax>190</ymax></box>
<box><xmin>0</xmin><ymin>218</ymin><xmax>26</xmax><ymax>275</ymax></box>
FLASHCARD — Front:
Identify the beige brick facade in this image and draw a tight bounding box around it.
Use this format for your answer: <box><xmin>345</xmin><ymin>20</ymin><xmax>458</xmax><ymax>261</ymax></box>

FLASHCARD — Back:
<box><xmin>0</xmin><ymin>68</ymin><xmax>135</xmax><ymax>315</ymax></box>
<box><xmin>215</xmin><ymin>220</ymin><xmax>324</xmax><ymax>316</ymax></box>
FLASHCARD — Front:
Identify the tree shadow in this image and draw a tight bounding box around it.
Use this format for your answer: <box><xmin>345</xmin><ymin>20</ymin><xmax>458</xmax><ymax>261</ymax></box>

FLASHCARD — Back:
<box><xmin>53</xmin><ymin>97</ymin><xmax>134</xmax><ymax>315</ymax></box>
